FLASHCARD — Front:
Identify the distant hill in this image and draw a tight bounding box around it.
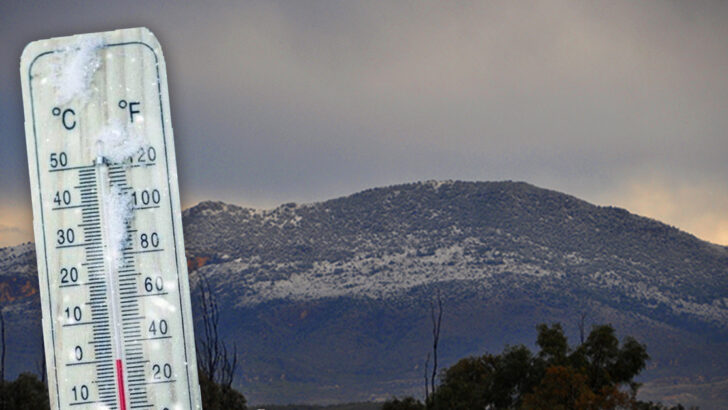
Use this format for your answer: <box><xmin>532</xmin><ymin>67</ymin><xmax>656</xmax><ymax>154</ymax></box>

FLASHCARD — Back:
<box><xmin>2</xmin><ymin>181</ymin><xmax>727</xmax><ymax>408</ymax></box>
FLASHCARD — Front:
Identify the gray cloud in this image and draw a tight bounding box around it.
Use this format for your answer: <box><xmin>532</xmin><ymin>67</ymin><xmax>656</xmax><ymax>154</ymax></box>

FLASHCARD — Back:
<box><xmin>1</xmin><ymin>1</ymin><xmax>727</xmax><ymax>244</ymax></box>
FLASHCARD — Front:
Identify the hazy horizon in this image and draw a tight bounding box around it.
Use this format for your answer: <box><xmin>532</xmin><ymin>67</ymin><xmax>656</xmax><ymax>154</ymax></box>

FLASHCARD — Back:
<box><xmin>2</xmin><ymin>1</ymin><xmax>728</xmax><ymax>247</ymax></box>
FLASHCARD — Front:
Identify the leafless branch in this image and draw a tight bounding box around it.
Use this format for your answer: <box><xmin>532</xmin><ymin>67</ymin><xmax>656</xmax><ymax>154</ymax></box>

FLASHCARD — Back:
<box><xmin>578</xmin><ymin>311</ymin><xmax>588</xmax><ymax>345</ymax></box>
<box><xmin>424</xmin><ymin>352</ymin><xmax>430</xmax><ymax>401</ymax></box>
<box><xmin>196</xmin><ymin>272</ymin><xmax>238</xmax><ymax>388</ymax></box>
<box><xmin>429</xmin><ymin>289</ymin><xmax>443</xmax><ymax>401</ymax></box>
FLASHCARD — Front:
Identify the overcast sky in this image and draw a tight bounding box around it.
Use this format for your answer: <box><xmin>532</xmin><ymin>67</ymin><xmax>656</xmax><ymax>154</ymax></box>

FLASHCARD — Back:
<box><xmin>1</xmin><ymin>1</ymin><xmax>727</xmax><ymax>247</ymax></box>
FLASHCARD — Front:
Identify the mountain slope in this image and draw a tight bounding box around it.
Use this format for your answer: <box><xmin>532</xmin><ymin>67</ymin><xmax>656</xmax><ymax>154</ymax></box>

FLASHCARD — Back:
<box><xmin>1</xmin><ymin>181</ymin><xmax>727</xmax><ymax>407</ymax></box>
<box><xmin>184</xmin><ymin>181</ymin><xmax>727</xmax><ymax>324</ymax></box>
<box><xmin>182</xmin><ymin>181</ymin><xmax>728</xmax><ymax>406</ymax></box>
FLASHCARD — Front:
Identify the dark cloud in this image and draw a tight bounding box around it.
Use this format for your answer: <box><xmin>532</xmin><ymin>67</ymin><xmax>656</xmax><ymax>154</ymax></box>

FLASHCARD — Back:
<box><xmin>1</xmin><ymin>1</ymin><xmax>727</xmax><ymax>244</ymax></box>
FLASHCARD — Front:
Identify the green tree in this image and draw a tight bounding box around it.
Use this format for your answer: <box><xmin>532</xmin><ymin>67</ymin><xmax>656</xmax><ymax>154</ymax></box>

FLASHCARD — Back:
<box><xmin>570</xmin><ymin>325</ymin><xmax>648</xmax><ymax>393</ymax></box>
<box><xmin>199</xmin><ymin>371</ymin><xmax>247</xmax><ymax>410</ymax></box>
<box><xmin>0</xmin><ymin>373</ymin><xmax>49</xmax><ymax>410</ymax></box>
<box><xmin>430</xmin><ymin>355</ymin><xmax>495</xmax><ymax>409</ymax></box>
<box><xmin>536</xmin><ymin>323</ymin><xmax>568</xmax><ymax>365</ymax></box>
<box><xmin>490</xmin><ymin>345</ymin><xmax>539</xmax><ymax>408</ymax></box>
<box><xmin>382</xmin><ymin>396</ymin><xmax>426</xmax><ymax>410</ymax></box>
<box><xmin>425</xmin><ymin>322</ymin><xmax>651</xmax><ymax>409</ymax></box>
<box><xmin>432</xmin><ymin>345</ymin><xmax>540</xmax><ymax>409</ymax></box>
<box><xmin>522</xmin><ymin>366</ymin><xmax>632</xmax><ymax>410</ymax></box>
<box><xmin>522</xmin><ymin>365</ymin><xmax>597</xmax><ymax>410</ymax></box>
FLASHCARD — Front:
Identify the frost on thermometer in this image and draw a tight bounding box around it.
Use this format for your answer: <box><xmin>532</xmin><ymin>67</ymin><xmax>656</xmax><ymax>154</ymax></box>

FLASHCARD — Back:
<box><xmin>20</xmin><ymin>28</ymin><xmax>202</xmax><ymax>410</ymax></box>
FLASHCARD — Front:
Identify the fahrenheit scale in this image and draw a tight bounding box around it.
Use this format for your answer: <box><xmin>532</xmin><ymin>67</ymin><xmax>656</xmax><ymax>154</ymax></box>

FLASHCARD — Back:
<box><xmin>21</xmin><ymin>28</ymin><xmax>202</xmax><ymax>409</ymax></box>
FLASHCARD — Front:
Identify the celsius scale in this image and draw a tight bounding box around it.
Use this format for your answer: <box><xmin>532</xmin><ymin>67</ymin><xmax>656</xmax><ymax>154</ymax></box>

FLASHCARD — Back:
<box><xmin>20</xmin><ymin>28</ymin><xmax>202</xmax><ymax>409</ymax></box>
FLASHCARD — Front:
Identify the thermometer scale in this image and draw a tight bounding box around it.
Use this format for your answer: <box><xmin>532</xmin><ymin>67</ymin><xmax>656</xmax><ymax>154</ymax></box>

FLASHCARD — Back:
<box><xmin>21</xmin><ymin>28</ymin><xmax>202</xmax><ymax>409</ymax></box>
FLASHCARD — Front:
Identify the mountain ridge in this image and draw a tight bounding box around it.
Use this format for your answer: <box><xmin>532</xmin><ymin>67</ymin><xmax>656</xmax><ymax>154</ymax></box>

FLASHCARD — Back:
<box><xmin>186</xmin><ymin>179</ymin><xmax>725</xmax><ymax>249</ymax></box>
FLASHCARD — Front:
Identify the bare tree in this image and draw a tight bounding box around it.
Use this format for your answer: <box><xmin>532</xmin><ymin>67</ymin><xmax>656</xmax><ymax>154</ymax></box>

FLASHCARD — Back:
<box><xmin>196</xmin><ymin>272</ymin><xmax>238</xmax><ymax>389</ymax></box>
<box><xmin>578</xmin><ymin>311</ymin><xmax>588</xmax><ymax>345</ymax></box>
<box><xmin>423</xmin><ymin>352</ymin><xmax>430</xmax><ymax>400</ymax></box>
<box><xmin>35</xmin><ymin>344</ymin><xmax>47</xmax><ymax>385</ymax></box>
<box><xmin>427</xmin><ymin>289</ymin><xmax>443</xmax><ymax>406</ymax></box>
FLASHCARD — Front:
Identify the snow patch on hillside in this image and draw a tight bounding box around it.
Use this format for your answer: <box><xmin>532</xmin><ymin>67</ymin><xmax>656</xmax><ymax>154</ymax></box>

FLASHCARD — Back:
<box><xmin>194</xmin><ymin>241</ymin><xmax>569</xmax><ymax>307</ymax></box>
<box><xmin>424</xmin><ymin>180</ymin><xmax>454</xmax><ymax>190</ymax></box>
<box><xmin>190</xmin><ymin>231</ymin><xmax>728</xmax><ymax>326</ymax></box>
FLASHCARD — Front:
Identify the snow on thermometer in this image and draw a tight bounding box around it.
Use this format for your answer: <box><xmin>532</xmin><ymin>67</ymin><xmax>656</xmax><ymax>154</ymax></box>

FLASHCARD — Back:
<box><xmin>20</xmin><ymin>28</ymin><xmax>202</xmax><ymax>410</ymax></box>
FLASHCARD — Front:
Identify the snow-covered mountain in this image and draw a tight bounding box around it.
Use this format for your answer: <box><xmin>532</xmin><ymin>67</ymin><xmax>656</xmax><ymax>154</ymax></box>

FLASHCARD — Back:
<box><xmin>185</xmin><ymin>181</ymin><xmax>728</xmax><ymax>323</ymax></box>
<box><xmin>2</xmin><ymin>181</ymin><xmax>727</xmax><ymax>407</ymax></box>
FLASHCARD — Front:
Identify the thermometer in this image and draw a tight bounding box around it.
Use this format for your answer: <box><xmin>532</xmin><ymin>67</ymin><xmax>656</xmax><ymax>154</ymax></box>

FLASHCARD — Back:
<box><xmin>20</xmin><ymin>28</ymin><xmax>202</xmax><ymax>409</ymax></box>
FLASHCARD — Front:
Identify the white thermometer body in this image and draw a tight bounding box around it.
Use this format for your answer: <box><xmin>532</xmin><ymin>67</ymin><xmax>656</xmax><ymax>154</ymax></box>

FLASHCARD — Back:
<box><xmin>21</xmin><ymin>28</ymin><xmax>202</xmax><ymax>410</ymax></box>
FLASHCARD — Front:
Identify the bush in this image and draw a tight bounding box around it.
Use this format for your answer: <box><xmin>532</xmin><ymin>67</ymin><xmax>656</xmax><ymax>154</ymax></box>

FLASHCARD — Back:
<box><xmin>0</xmin><ymin>373</ymin><xmax>49</xmax><ymax>410</ymax></box>
<box><xmin>382</xmin><ymin>396</ymin><xmax>425</xmax><ymax>410</ymax></box>
<box><xmin>199</xmin><ymin>370</ymin><xmax>247</xmax><ymax>410</ymax></box>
